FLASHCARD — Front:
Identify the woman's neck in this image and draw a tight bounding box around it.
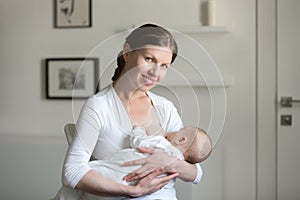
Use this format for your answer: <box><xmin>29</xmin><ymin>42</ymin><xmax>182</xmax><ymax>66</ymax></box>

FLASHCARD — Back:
<box><xmin>113</xmin><ymin>80</ymin><xmax>147</xmax><ymax>101</ymax></box>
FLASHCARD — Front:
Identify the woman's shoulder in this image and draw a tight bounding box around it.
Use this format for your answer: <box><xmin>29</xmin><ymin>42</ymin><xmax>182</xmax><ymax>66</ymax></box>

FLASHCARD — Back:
<box><xmin>87</xmin><ymin>84</ymin><xmax>112</xmax><ymax>101</ymax></box>
<box><xmin>94</xmin><ymin>84</ymin><xmax>113</xmax><ymax>98</ymax></box>
<box><xmin>84</xmin><ymin>84</ymin><xmax>113</xmax><ymax>108</ymax></box>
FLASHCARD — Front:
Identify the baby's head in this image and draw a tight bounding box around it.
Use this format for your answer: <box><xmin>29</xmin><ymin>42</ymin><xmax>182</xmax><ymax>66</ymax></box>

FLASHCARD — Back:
<box><xmin>166</xmin><ymin>127</ymin><xmax>212</xmax><ymax>164</ymax></box>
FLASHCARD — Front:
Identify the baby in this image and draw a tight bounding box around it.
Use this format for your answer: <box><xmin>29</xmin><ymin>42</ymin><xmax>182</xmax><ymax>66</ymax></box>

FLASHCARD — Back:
<box><xmin>88</xmin><ymin>126</ymin><xmax>212</xmax><ymax>185</ymax></box>
<box><xmin>129</xmin><ymin>126</ymin><xmax>212</xmax><ymax>164</ymax></box>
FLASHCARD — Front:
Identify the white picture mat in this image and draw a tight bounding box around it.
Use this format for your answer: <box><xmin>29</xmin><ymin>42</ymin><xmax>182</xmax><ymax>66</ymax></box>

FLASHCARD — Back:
<box><xmin>47</xmin><ymin>59</ymin><xmax>97</xmax><ymax>98</ymax></box>
<box><xmin>55</xmin><ymin>0</ymin><xmax>91</xmax><ymax>27</ymax></box>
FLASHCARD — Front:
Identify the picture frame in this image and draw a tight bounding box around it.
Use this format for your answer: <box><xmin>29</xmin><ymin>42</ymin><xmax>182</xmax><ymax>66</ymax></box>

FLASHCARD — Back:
<box><xmin>54</xmin><ymin>0</ymin><xmax>92</xmax><ymax>28</ymax></box>
<box><xmin>46</xmin><ymin>58</ymin><xmax>99</xmax><ymax>99</ymax></box>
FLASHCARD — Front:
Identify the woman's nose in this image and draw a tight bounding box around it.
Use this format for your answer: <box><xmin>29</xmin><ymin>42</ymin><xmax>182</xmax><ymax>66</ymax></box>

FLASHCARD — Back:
<box><xmin>149</xmin><ymin>64</ymin><xmax>160</xmax><ymax>77</ymax></box>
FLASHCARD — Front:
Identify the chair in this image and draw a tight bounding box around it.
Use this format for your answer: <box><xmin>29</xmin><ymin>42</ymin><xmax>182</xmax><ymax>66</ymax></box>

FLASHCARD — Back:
<box><xmin>64</xmin><ymin>123</ymin><xmax>76</xmax><ymax>145</ymax></box>
<box><xmin>64</xmin><ymin>123</ymin><xmax>96</xmax><ymax>160</ymax></box>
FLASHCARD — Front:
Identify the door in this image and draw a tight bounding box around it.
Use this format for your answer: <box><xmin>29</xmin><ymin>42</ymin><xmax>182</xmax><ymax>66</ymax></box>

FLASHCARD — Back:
<box><xmin>277</xmin><ymin>0</ymin><xmax>300</xmax><ymax>199</ymax></box>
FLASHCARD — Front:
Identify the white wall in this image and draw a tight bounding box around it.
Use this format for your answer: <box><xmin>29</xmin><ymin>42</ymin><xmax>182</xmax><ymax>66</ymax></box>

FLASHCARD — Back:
<box><xmin>0</xmin><ymin>0</ymin><xmax>257</xmax><ymax>199</ymax></box>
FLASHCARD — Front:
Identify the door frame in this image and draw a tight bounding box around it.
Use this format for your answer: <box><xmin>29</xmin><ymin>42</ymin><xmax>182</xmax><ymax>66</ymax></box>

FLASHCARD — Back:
<box><xmin>256</xmin><ymin>0</ymin><xmax>277</xmax><ymax>199</ymax></box>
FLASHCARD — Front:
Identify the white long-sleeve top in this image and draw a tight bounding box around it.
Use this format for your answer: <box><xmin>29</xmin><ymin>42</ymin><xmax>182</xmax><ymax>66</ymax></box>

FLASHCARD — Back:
<box><xmin>62</xmin><ymin>84</ymin><xmax>201</xmax><ymax>199</ymax></box>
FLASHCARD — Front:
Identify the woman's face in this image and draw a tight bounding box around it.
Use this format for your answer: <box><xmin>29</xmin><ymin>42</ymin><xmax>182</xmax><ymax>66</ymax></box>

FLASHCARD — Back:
<box><xmin>122</xmin><ymin>45</ymin><xmax>173</xmax><ymax>92</ymax></box>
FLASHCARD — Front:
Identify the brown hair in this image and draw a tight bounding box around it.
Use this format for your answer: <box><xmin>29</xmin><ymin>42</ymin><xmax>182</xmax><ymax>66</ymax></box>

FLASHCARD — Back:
<box><xmin>111</xmin><ymin>23</ymin><xmax>178</xmax><ymax>81</ymax></box>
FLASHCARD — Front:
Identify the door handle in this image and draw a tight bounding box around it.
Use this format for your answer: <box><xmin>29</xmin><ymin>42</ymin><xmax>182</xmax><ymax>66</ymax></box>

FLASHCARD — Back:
<box><xmin>281</xmin><ymin>96</ymin><xmax>300</xmax><ymax>107</ymax></box>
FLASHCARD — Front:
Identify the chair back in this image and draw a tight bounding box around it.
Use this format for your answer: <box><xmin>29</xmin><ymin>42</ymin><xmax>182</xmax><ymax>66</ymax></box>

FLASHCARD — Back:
<box><xmin>64</xmin><ymin>123</ymin><xmax>76</xmax><ymax>145</ymax></box>
<box><xmin>64</xmin><ymin>123</ymin><xmax>96</xmax><ymax>160</ymax></box>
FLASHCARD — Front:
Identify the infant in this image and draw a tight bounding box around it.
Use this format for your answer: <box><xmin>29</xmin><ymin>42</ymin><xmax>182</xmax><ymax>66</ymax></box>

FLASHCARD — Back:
<box><xmin>88</xmin><ymin>126</ymin><xmax>212</xmax><ymax>185</ymax></box>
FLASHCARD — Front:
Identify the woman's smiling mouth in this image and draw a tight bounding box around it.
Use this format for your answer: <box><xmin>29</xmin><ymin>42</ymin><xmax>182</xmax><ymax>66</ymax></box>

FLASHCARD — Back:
<box><xmin>142</xmin><ymin>74</ymin><xmax>156</xmax><ymax>85</ymax></box>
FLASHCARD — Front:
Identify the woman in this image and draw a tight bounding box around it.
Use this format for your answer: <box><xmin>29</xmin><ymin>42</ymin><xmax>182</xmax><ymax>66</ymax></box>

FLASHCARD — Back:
<box><xmin>56</xmin><ymin>24</ymin><xmax>202</xmax><ymax>199</ymax></box>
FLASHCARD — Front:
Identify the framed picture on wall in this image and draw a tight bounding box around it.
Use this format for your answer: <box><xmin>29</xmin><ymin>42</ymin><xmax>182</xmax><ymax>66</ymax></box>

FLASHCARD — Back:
<box><xmin>46</xmin><ymin>58</ymin><xmax>99</xmax><ymax>99</ymax></box>
<box><xmin>54</xmin><ymin>0</ymin><xmax>92</xmax><ymax>28</ymax></box>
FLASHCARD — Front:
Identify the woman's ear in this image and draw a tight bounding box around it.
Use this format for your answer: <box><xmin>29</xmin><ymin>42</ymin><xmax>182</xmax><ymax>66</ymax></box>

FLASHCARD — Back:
<box><xmin>123</xmin><ymin>43</ymin><xmax>131</xmax><ymax>62</ymax></box>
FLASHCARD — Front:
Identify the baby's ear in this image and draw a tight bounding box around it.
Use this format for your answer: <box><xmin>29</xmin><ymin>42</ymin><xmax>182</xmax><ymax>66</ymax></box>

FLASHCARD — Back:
<box><xmin>174</xmin><ymin>136</ymin><xmax>187</xmax><ymax>145</ymax></box>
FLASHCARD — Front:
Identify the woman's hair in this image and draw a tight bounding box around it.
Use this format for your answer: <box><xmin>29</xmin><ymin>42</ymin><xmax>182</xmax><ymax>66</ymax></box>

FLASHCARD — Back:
<box><xmin>111</xmin><ymin>23</ymin><xmax>178</xmax><ymax>81</ymax></box>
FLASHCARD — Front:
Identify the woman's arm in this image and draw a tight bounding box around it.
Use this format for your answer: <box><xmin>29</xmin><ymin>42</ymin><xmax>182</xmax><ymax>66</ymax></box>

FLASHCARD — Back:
<box><xmin>75</xmin><ymin>168</ymin><xmax>179</xmax><ymax>197</ymax></box>
<box><xmin>123</xmin><ymin>149</ymin><xmax>199</xmax><ymax>183</ymax></box>
<box><xmin>166</xmin><ymin>159</ymin><xmax>198</xmax><ymax>182</ymax></box>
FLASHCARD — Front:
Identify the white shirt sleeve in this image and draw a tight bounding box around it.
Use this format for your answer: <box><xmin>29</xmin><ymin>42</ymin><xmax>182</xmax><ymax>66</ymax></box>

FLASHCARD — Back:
<box><xmin>62</xmin><ymin>97</ymin><xmax>102</xmax><ymax>188</ymax></box>
<box><xmin>193</xmin><ymin>163</ymin><xmax>203</xmax><ymax>184</ymax></box>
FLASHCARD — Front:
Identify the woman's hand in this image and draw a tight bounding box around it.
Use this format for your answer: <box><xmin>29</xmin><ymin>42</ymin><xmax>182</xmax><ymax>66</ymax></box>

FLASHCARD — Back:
<box><xmin>128</xmin><ymin>167</ymin><xmax>179</xmax><ymax>197</ymax></box>
<box><xmin>123</xmin><ymin>147</ymin><xmax>178</xmax><ymax>182</ymax></box>
<box><xmin>75</xmin><ymin>167</ymin><xmax>178</xmax><ymax>198</ymax></box>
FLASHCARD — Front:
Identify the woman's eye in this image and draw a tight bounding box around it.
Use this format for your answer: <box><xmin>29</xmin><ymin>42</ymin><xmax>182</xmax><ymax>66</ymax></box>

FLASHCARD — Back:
<box><xmin>145</xmin><ymin>57</ymin><xmax>153</xmax><ymax>62</ymax></box>
<box><xmin>161</xmin><ymin>64</ymin><xmax>169</xmax><ymax>69</ymax></box>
